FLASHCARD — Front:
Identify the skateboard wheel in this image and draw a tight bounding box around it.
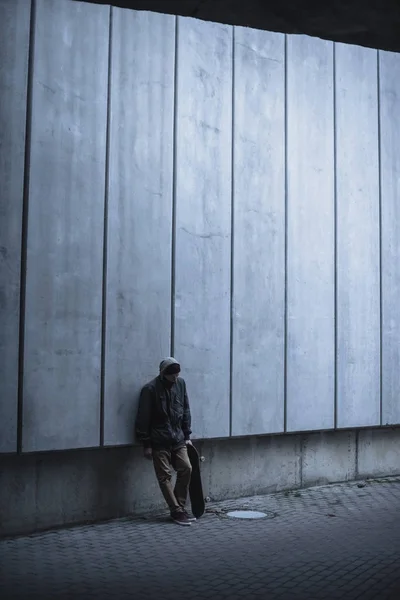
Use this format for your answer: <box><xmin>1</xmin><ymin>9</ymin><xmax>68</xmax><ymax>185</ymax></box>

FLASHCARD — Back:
<box><xmin>205</xmin><ymin>496</ymin><xmax>211</xmax><ymax>502</ymax></box>
<box><xmin>200</xmin><ymin>456</ymin><xmax>205</xmax><ymax>462</ymax></box>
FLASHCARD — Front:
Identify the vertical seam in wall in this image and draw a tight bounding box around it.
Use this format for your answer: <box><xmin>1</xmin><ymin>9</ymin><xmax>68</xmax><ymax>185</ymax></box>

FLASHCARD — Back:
<box><xmin>17</xmin><ymin>0</ymin><xmax>36</xmax><ymax>454</ymax></box>
<box><xmin>377</xmin><ymin>49</ymin><xmax>383</xmax><ymax>427</ymax></box>
<box><xmin>333</xmin><ymin>42</ymin><xmax>338</xmax><ymax>430</ymax></box>
<box><xmin>100</xmin><ymin>6</ymin><xmax>113</xmax><ymax>447</ymax></box>
<box><xmin>283</xmin><ymin>34</ymin><xmax>288</xmax><ymax>433</ymax></box>
<box><xmin>170</xmin><ymin>16</ymin><xmax>179</xmax><ymax>357</ymax></box>
<box><xmin>229</xmin><ymin>26</ymin><xmax>235</xmax><ymax>438</ymax></box>
<box><xmin>299</xmin><ymin>436</ymin><xmax>304</xmax><ymax>488</ymax></box>
<box><xmin>355</xmin><ymin>429</ymin><xmax>359</xmax><ymax>479</ymax></box>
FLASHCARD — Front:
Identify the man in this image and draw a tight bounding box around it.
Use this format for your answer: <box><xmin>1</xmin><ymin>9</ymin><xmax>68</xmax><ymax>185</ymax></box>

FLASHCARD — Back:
<box><xmin>135</xmin><ymin>357</ymin><xmax>195</xmax><ymax>526</ymax></box>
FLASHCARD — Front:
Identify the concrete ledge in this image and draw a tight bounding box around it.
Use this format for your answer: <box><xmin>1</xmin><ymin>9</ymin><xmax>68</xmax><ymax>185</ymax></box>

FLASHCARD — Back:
<box><xmin>301</xmin><ymin>430</ymin><xmax>356</xmax><ymax>486</ymax></box>
<box><xmin>357</xmin><ymin>428</ymin><xmax>400</xmax><ymax>478</ymax></box>
<box><xmin>196</xmin><ymin>434</ymin><xmax>302</xmax><ymax>501</ymax></box>
<box><xmin>1</xmin><ymin>426</ymin><xmax>399</xmax><ymax>537</ymax></box>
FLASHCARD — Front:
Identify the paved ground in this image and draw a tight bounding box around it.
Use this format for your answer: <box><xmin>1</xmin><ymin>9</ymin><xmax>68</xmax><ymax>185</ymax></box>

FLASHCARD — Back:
<box><xmin>1</xmin><ymin>476</ymin><xmax>400</xmax><ymax>600</ymax></box>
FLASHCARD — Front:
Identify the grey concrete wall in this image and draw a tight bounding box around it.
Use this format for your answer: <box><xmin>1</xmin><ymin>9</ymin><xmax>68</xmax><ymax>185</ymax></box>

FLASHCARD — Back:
<box><xmin>71</xmin><ymin>0</ymin><xmax>400</xmax><ymax>56</ymax></box>
<box><xmin>1</xmin><ymin>0</ymin><xmax>400</xmax><ymax>454</ymax></box>
<box><xmin>231</xmin><ymin>27</ymin><xmax>285</xmax><ymax>436</ymax></box>
<box><xmin>22</xmin><ymin>0</ymin><xmax>109</xmax><ymax>452</ymax></box>
<box><xmin>0</xmin><ymin>0</ymin><xmax>30</xmax><ymax>453</ymax></box>
<box><xmin>174</xmin><ymin>17</ymin><xmax>232</xmax><ymax>439</ymax></box>
<box><xmin>335</xmin><ymin>43</ymin><xmax>381</xmax><ymax>429</ymax></box>
<box><xmin>286</xmin><ymin>35</ymin><xmax>335</xmax><ymax>432</ymax></box>
<box><xmin>380</xmin><ymin>50</ymin><xmax>400</xmax><ymax>426</ymax></box>
<box><xmin>1</xmin><ymin>426</ymin><xmax>399</xmax><ymax>537</ymax></box>
<box><xmin>104</xmin><ymin>9</ymin><xmax>175</xmax><ymax>445</ymax></box>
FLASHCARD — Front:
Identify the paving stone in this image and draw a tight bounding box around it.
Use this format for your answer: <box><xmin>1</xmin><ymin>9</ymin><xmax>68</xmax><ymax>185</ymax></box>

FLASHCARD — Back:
<box><xmin>0</xmin><ymin>477</ymin><xmax>400</xmax><ymax>599</ymax></box>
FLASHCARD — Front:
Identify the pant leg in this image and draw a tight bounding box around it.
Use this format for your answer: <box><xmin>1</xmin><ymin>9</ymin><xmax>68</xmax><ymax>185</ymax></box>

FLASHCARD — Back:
<box><xmin>172</xmin><ymin>445</ymin><xmax>192</xmax><ymax>509</ymax></box>
<box><xmin>152</xmin><ymin>448</ymin><xmax>182</xmax><ymax>514</ymax></box>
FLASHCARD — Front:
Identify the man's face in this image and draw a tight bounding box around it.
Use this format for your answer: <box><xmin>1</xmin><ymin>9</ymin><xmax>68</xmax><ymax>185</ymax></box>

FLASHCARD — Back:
<box><xmin>164</xmin><ymin>372</ymin><xmax>180</xmax><ymax>383</ymax></box>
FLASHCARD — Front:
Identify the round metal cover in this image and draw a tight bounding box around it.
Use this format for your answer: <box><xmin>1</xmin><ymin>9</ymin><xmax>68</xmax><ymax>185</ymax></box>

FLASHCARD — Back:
<box><xmin>226</xmin><ymin>510</ymin><xmax>269</xmax><ymax>519</ymax></box>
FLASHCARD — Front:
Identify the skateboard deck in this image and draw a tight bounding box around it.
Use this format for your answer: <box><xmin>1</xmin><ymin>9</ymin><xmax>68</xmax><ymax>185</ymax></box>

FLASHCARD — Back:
<box><xmin>186</xmin><ymin>443</ymin><xmax>205</xmax><ymax>519</ymax></box>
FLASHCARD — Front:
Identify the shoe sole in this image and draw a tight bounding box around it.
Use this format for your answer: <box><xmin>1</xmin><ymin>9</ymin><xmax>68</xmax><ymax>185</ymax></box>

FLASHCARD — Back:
<box><xmin>172</xmin><ymin>519</ymin><xmax>191</xmax><ymax>526</ymax></box>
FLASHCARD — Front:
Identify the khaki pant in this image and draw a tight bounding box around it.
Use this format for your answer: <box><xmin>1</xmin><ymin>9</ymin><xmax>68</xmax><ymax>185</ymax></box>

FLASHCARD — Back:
<box><xmin>152</xmin><ymin>445</ymin><xmax>192</xmax><ymax>514</ymax></box>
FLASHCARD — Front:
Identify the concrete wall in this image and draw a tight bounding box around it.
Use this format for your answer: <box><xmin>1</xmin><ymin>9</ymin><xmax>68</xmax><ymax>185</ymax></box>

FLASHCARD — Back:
<box><xmin>0</xmin><ymin>0</ymin><xmax>30</xmax><ymax>453</ymax></box>
<box><xmin>1</xmin><ymin>426</ymin><xmax>400</xmax><ymax>537</ymax></box>
<box><xmin>75</xmin><ymin>0</ymin><xmax>400</xmax><ymax>55</ymax></box>
<box><xmin>1</xmin><ymin>0</ymin><xmax>400</xmax><ymax>454</ymax></box>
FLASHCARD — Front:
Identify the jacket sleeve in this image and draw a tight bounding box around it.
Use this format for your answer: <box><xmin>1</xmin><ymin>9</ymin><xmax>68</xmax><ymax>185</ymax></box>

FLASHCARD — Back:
<box><xmin>182</xmin><ymin>380</ymin><xmax>192</xmax><ymax>440</ymax></box>
<box><xmin>135</xmin><ymin>385</ymin><xmax>153</xmax><ymax>448</ymax></box>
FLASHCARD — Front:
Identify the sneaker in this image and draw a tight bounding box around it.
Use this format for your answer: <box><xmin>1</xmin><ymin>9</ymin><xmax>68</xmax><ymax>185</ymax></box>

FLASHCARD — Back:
<box><xmin>183</xmin><ymin>510</ymin><xmax>197</xmax><ymax>522</ymax></box>
<box><xmin>171</xmin><ymin>511</ymin><xmax>191</xmax><ymax>526</ymax></box>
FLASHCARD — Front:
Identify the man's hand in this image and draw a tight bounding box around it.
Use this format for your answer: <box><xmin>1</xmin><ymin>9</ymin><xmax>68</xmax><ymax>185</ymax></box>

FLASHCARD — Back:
<box><xmin>143</xmin><ymin>447</ymin><xmax>153</xmax><ymax>460</ymax></box>
<box><xmin>185</xmin><ymin>439</ymin><xmax>193</xmax><ymax>446</ymax></box>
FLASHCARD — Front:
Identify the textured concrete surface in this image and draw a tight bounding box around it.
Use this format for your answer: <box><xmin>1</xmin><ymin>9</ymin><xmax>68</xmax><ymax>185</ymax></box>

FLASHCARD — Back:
<box><xmin>335</xmin><ymin>42</ymin><xmax>381</xmax><ymax>430</ymax></box>
<box><xmin>301</xmin><ymin>430</ymin><xmax>356</xmax><ymax>486</ymax></box>
<box><xmin>2</xmin><ymin>0</ymin><xmax>400</xmax><ymax>454</ymax></box>
<box><xmin>358</xmin><ymin>428</ymin><xmax>400</xmax><ymax>478</ymax></box>
<box><xmin>1</xmin><ymin>477</ymin><xmax>400</xmax><ymax>599</ymax></box>
<box><xmin>78</xmin><ymin>0</ymin><xmax>400</xmax><ymax>53</ymax></box>
<box><xmin>1</xmin><ymin>428</ymin><xmax>399</xmax><ymax>538</ymax></box>
<box><xmin>0</xmin><ymin>0</ymin><xmax>30</xmax><ymax>453</ymax></box>
<box><xmin>286</xmin><ymin>34</ymin><xmax>335</xmax><ymax>432</ymax></box>
<box><xmin>104</xmin><ymin>9</ymin><xmax>175</xmax><ymax>445</ymax></box>
<box><xmin>231</xmin><ymin>27</ymin><xmax>285</xmax><ymax>436</ymax></box>
<box><xmin>174</xmin><ymin>16</ymin><xmax>232</xmax><ymax>439</ymax></box>
<box><xmin>23</xmin><ymin>0</ymin><xmax>109</xmax><ymax>451</ymax></box>
<box><xmin>380</xmin><ymin>50</ymin><xmax>400</xmax><ymax>426</ymax></box>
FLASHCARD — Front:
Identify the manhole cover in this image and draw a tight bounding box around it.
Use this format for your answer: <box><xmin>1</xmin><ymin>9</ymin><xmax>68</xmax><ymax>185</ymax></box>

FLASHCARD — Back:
<box><xmin>226</xmin><ymin>510</ymin><xmax>270</xmax><ymax>519</ymax></box>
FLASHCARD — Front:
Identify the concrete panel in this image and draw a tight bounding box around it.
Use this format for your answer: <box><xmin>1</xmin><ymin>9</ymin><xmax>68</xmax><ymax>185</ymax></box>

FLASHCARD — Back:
<box><xmin>0</xmin><ymin>432</ymin><xmax>302</xmax><ymax>537</ymax></box>
<box><xmin>357</xmin><ymin>428</ymin><xmax>400</xmax><ymax>478</ymax></box>
<box><xmin>104</xmin><ymin>9</ymin><xmax>175</xmax><ymax>445</ymax></box>
<box><xmin>22</xmin><ymin>0</ymin><xmax>109</xmax><ymax>451</ymax></box>
<box><xmin>286</xmin><ymin>36</ymin><xmax>335</xmax><ymax>432</ymax></box>
<box><xmin>174</xmin><ymin>17</ymin><xmax>232</xmax><ymax>438</ymax></box>
<box><xmin>0</xmin><ymin>0</ymin><xmax>30</xmax><ymax>453</ymax></box>
<box><xmin>335</xmin><ymin>43</ymin><xmax>380</xmax><ymax>428</ymax></box>
<box><xmin>231</xmin><ymin>28</ymin><xmax>285</xmax><ymax>436</ymax></box>
<box><xmin>380</xmin><ymin>51</ymin><xmax>400</xmax><ymax>426</ymax></box>
<box><xmin>2</xmin><ymin>426</ymin><xmax>400</xmax><ymax>536</ymax></box>
<box><xmin>202</xmin><ymin>435</ymin><xmax>302</xmax><ymax>499</ymax></box>
<box><xmin>302</xmin><ymin>431</ymin><xmax>356</xmax><ymax>486</ymax></box>
<box><xmin>0</xmin><ymin>446</ymin><xmax>161</xmax><ymax>536</ymax></box>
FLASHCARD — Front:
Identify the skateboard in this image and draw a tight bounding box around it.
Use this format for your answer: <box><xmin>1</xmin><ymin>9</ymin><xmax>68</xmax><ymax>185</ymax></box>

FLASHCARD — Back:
<box><xmin>186</xmin><ymin>443</ymin><xmax>205</xmax><ymax>519</ymax></box>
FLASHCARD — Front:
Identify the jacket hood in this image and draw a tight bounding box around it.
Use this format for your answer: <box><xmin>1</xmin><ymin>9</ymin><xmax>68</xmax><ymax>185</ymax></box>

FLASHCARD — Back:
<box><xmin>159</xmin><ymin>357</ymin><xmax>181</xmax><ymax>375</ymax></box>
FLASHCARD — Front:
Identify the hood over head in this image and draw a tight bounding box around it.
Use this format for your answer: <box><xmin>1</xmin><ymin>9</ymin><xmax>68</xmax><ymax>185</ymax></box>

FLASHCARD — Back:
<box><xmin>159</xmin><ymin>357</ymin><xmax>181</xmax><ymax>376</ymax></box>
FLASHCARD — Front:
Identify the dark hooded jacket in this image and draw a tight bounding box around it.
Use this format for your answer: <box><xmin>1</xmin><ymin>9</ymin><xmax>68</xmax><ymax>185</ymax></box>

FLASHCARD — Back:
<box><xmin>135</xmin><ymin>357</ymin><xmax>192</xmax><ymax>449</ymax></box>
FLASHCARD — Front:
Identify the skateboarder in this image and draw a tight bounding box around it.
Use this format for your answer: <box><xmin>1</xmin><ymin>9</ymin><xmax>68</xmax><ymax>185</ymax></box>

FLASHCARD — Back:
<box><xmin>135</xmin><ymin>357</ymin><xmax>195</xmax><ymax>526</ymax></box>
